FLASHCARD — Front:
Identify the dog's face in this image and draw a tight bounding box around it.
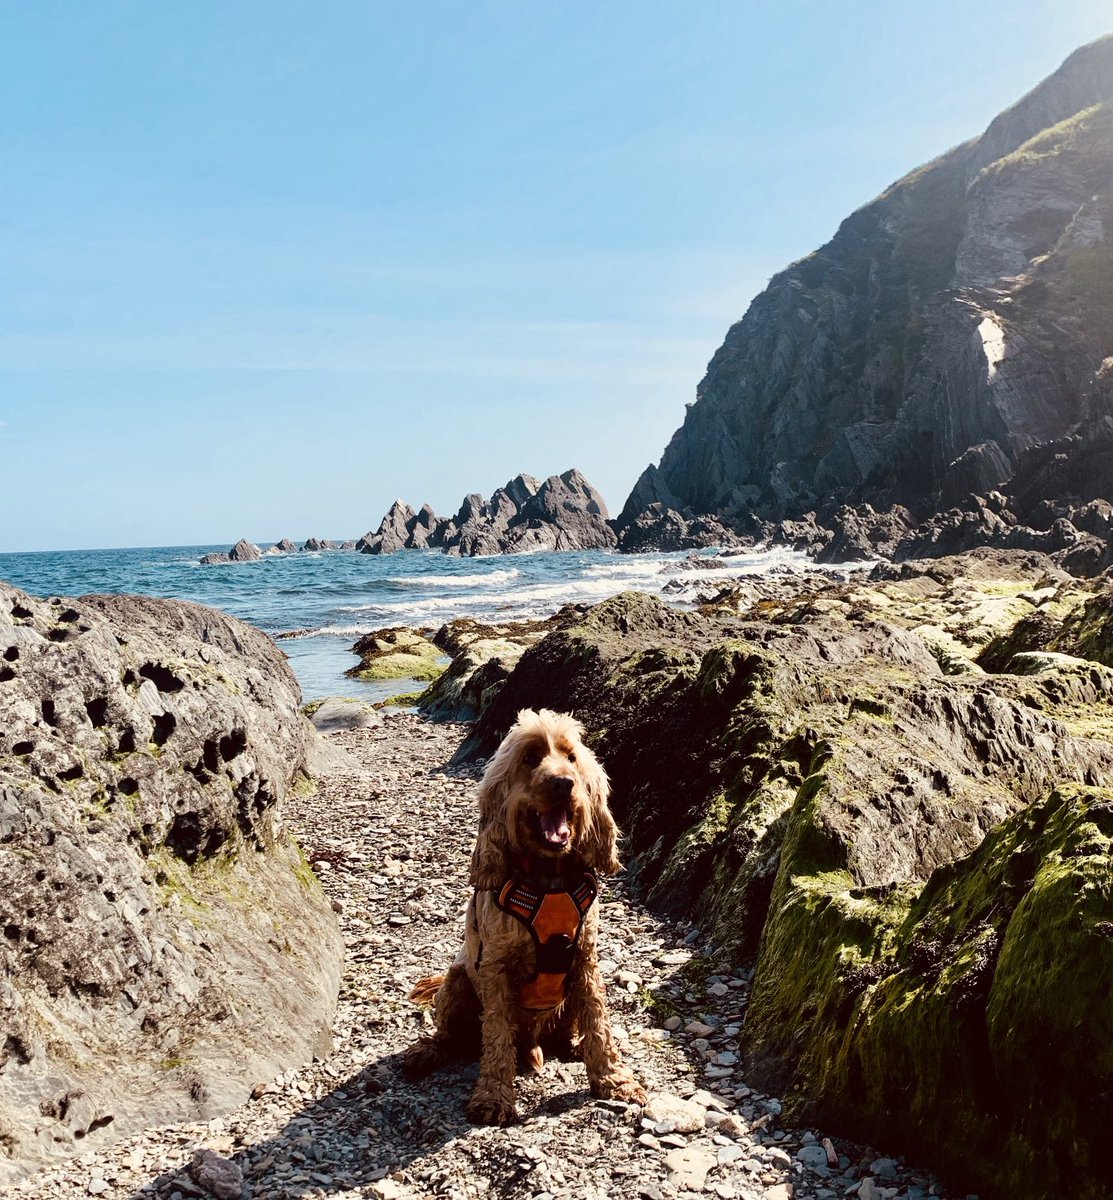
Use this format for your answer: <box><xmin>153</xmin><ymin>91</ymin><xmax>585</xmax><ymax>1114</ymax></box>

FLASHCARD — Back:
<box><xmin>470</xmin><ymin>709</ymin><xmax>620</xmax><ymax>887</ymax></box>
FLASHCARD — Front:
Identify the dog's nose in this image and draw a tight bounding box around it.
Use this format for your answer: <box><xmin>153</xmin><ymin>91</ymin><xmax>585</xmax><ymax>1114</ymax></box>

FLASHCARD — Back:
<box><xmin>548</xmin><ymin>775</ymin><xmax>574</xmax><ymax>796</ymax></box>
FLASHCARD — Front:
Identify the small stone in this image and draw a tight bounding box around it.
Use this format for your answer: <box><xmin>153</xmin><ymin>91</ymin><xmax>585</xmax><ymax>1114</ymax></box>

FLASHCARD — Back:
<box><xmin>708</xmin><ymin>1114</ymin><xmax>748</xmax><ymax>1139</ymax></box>
<box><xmin>685</xmin><ymin>1021</ymin><xmax>716</xmax><ymax>1037</ymax></box>
<box><xmin>189</xmin><ymin>1149</ymin><xmax>244</xmax><ymax>1200</ymax></box>
<box><xmin>707</xmin><ymin>982</ymin><xmax>730</xmax><ymax>998</ymax></box>
<box><xmin>87</xmin><ymin>1182</ymin><xmax>109</xmax><ymax>1197</ymax></box>
<box><xmin>663</xmin><ymin>1015</ymin><xmax>682</xmax><ymax>1032</ymax></box>
<box><xmin>645</xmin><ymin>1092</ymin><xmax>706</xmax><ymax>1134</ymax></box>
<box><xmin>664</xmin><ymin>1146</ymin><xmax>717</xmax><ymax>1192</ymax></box>
<box><xmin>870</xmin><ymin>1158</ymin><xmax>900</xmax><ymax>1180</ymax></box>
<box><xmin>654</xmin><ymin>952</ymin><xmax>692</xmax><ymax>966</ymax></box>
<box><xmin>797</xmin><ymin>1143</ymin><xmax>832</xmax><ymax>1176</ymax></box>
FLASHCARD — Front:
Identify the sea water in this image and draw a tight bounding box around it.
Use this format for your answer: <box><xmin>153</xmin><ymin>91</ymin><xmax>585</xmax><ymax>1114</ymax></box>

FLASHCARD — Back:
<box><xmin>0</xmin><ymin>543</ymin><xmax>810</xmax><ymax>701</ymax></box>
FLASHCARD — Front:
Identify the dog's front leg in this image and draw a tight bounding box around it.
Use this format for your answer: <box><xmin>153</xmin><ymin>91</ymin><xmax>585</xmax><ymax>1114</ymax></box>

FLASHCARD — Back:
<box><xmin>467</xmin><ymin>961</ymin><xmax>520</xmax><ymax>1126</ymax></box>
<box><xmin>566</xmin><ymin>948</ymin><xmax>647</xmax><ymax>1105</ymax></box>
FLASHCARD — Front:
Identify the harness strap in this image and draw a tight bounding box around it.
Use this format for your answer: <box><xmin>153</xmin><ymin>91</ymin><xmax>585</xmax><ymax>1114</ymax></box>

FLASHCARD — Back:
<box><xmin>480</xmin><ymin>869</ymin><xmax>598</xmax><ymax>1010</ymax></box>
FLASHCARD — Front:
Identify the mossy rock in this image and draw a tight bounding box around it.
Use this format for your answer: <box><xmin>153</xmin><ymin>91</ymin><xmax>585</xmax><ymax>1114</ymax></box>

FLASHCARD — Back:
<box><xmin>345</xmin><ymin>627</ymin><xmax>447</xmax><ymax>682</ymax></box>
<box><xmin>1051</xmin><ymin>584</ymin><xmax>1113</xmax><ymax>666</ymax></box>
<box><xmin>418</xmin><ymin>638</ymin><xmax>526</xmax><ymax>722</ymax></box>
<box><xmin>745</xmin><ymin>783</ymin><xmax>1113</xmax><ymax>1200</ymax></box>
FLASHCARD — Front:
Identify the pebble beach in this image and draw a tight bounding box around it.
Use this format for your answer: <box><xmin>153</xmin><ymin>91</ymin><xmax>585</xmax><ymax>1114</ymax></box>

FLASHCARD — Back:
<box><xmin>10</xmin><ymin>713</ymin><xmax>951</xmax><ymax>1200</ymax></box>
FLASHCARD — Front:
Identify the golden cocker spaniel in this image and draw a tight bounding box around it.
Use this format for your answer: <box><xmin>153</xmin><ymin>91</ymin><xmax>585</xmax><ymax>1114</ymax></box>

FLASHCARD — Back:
<box><xmin>404</xmin><ymin>708</ymin><xmax>646</xmax><ymax>1125</ymax></box>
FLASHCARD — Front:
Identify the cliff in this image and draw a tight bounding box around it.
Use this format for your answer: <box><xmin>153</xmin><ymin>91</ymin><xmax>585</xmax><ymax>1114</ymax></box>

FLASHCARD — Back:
<box><xmin>621</xmin><ymin>37</ymin><xmax>1113</xmax><ymax>544</ymax></box>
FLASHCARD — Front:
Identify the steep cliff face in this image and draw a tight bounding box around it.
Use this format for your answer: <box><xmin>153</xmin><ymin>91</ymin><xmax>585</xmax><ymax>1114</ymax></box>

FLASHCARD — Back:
<box><xmin>622</xmin><ymin>37</ymin><xmax>1113</xmax><ymax>531</ymax></box>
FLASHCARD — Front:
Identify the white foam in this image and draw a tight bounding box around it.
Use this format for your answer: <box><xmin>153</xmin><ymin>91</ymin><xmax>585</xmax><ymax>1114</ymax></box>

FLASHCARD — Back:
<box><xmin>387</xmin><ymin>568</ymin><xmax>522</xmax><ymax>587</ymax></box>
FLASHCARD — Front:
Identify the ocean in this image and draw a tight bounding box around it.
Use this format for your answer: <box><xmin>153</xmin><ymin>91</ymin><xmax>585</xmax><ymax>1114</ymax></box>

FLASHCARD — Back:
<box><xmin>0</xmin><ymin>543</ymin><xmax>811</xmax><ymax>702</ymax></box>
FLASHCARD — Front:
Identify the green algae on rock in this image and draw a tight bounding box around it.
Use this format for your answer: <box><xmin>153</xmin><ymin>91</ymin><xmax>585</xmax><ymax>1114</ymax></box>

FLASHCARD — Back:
<box><xmin>345</xmin><ymin>626</ymin><xmax>447</xmax><ymax>682</ymax></box>
<box><xmin>455</xmin><ymin>559</ymin><xmax>1113</xmax><ymax>1199</ymax></box>
<box><xmin>746</xmin><ymin>784</ymin><xmax>1113</xmax><ymax>1200</ymax></box>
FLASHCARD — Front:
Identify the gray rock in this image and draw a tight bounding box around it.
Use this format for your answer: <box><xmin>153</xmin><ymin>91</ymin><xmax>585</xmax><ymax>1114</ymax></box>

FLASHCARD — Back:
<box><xmin>361</xmin><ymin>469</ymin><xmax>615</xmax><ymax>557</ymax></box>
<box><xmin>228</xmin><ymin>538</ymin><xmax>262</xmax><ymax>562</ymax></box>
<box><xmin>273</xmin><ymin>538</ymin><xmax>298</xmax><ymax>553</ymax></box>
<box><xmin>307</xmin><ymin>696</ymin><xmax>383</xmax><ymax>733</ymax></box>
<box><xmin>198</xmin><ymin>552</ymin><xmax>230</xmax><ymax>565</ymax></box>
<box><xmin>797</xmin><ymin>1143</ymin><xmax>832</xmax><ymax>1175</ymax></box>
<box><xmin>663</xmin><ymin>1146</ymin><xmax>716</xmax><ymax>1192</ymax></box>
<box><xmin>189</xmin><ymin>1149</ymin><xmax>244</xmax><ymax>1199</ymax></box>
<box><xmin>644</xmin><ymin>1092</ymin><xmax>706</xmax><ymax>1134</ymax></box>
<box><xmin>0</xmin><ymin>582</ymin><xmax>342</xmax><ymax>1182</ymax></box>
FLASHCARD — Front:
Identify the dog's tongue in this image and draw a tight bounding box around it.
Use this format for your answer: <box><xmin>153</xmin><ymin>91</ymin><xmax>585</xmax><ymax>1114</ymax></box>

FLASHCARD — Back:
<box><xmin>540</xmin><ymin>808</ymin><xmax>571</xmax><ymax>846</ymax></box>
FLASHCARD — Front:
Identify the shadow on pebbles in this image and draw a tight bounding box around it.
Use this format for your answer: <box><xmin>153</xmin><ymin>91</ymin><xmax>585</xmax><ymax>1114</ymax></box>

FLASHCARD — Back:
<box><xmin>11</xmin><ymin>713</ymin><xmax>957</xmax><ymax>1200</ymax></box>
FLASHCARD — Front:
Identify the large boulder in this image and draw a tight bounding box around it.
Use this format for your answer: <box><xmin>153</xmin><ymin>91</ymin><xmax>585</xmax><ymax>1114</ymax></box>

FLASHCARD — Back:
<box><xmin>0</xmin><ymin>584</ymin><xmax>342</xmax><ymax>1182</ymax></box>
<box><xmin>345</xmin><ymin>627</ymin><xmax>446</xmax><ymax>682</ymax></box>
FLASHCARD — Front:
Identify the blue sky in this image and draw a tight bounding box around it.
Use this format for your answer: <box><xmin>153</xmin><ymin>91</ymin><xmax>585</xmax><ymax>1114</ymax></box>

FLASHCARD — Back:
<box><xmin>1</xmin><ymin>1</ymin><xmax>1109</xmax><ymax>551</ymax></box>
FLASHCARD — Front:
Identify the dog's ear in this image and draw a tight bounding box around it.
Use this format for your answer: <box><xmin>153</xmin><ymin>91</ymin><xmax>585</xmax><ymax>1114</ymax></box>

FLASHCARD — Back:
<box><xmin>577</xmin><ymin>744</ymin><xmax>621</xmax><ymax>876</ymax></box>
<box><xmin>468</xmin><ymin>725</ymin><xmax>521</xmax><ymax>889</ymax></box>
<box><xmin>470</xmin><ymin>811</ymin><xmax>511</xmax><ymax>890</ymax></box>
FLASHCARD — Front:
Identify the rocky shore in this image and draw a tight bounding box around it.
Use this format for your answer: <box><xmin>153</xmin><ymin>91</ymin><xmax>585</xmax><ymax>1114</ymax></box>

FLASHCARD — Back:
<box><xmin>6</xmin><ymin>546</ymin><xmax>1112</xmax><ymax>1198</ymax></box>
<box><xmin>374</xmin><ymin>547</ymin><xmax>1113</xmax><ymax>1200</ymax></box>
<box><xmin>10</xmin><ymin>713</ymin><xmax>956</xmax><ymax>1200</ymax></box>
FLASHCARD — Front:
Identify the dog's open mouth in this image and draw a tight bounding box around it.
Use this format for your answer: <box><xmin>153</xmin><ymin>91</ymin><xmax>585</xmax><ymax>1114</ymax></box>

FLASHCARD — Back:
<box><xmin>533</xmin><ymin>806</ymin><xmax>572</xmax><ymax>849</ymax></box>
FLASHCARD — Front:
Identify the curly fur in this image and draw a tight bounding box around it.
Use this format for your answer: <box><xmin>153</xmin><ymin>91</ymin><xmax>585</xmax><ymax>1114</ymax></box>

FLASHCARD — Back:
<box><xmin>404</xmin><ymin>708</ymin><xmax>646</xmax><ymax>1124</ymax></box>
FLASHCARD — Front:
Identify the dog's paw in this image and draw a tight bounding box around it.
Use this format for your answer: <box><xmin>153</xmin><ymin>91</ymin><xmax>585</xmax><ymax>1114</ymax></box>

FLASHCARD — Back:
<box><xmin>590</xmin><ymin>1070</ymin><xmax>647</xmax><ymax>1106</ymax></box>
<box><xmin>467</xmin><ymin>1082</ymin><xmax>518</xmax><ymax>1126</ymax></box>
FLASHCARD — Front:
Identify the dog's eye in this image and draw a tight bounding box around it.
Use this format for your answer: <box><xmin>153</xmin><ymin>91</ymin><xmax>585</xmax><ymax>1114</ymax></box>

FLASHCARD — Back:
<box><xmin>523</xmin><ymin>752</ymin><xmax>540</xmax><ymax>769</ymax></box>
<box><xmin>567</xmin><ymin>751</ymin><xmax>576</xmax><ymax>763</ymax></box>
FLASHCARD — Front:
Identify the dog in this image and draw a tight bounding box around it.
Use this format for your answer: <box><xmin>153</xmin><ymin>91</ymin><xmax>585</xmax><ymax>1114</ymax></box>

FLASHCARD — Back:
<box><xmin>403</xmin><ymin>708</ymin><xmax>647</xmax><ymax>1125</ymax></box>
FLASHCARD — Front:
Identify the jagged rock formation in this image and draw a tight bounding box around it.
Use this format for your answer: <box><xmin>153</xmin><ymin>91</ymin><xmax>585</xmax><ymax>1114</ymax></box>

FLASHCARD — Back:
<box><xmin>452</xmin><ymin>556</ymin><xmax>1113</xmax><ymax>1199</ymax></box>
<box><xmin>357</xmin><ymin>469</ymin><xmax>617</xmax><ymax>556</ymax></box>
<box><xmin>0</xmin><ymin>583</ymin><xmax>342</xmax><ymax>1181</ymax></box>
<box><xmin>620</xmin><ymin>37</ymin><xmax>1113</xmax><ymax>565</ymax></box>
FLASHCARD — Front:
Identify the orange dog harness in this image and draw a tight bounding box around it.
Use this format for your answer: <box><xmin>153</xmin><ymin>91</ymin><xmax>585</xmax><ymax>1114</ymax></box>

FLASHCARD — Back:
<box><xmin>491</xmin><ymin>869</ymin><xmax>598</xmax><ymax>1010</ymax></box>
